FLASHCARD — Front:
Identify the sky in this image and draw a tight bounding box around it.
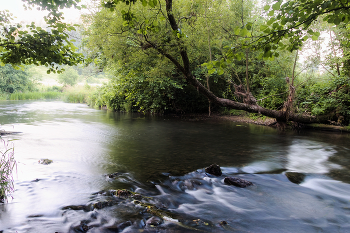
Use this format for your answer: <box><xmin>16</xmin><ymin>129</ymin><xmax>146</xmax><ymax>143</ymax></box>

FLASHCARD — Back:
<box><xmin>0</xmin><ymin>0</ymin><xmax>83</xmax><ymax>24</ymax></box>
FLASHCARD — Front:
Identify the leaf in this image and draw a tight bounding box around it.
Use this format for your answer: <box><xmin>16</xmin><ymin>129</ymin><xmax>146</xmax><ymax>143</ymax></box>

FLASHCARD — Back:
<box><xmin>208</xmin><ymin>69</ymin><xmax>216</xmax><ymax>75</ymax></box>
<box><xmin>268</xmin><ymin>10</ymin><xmax>275</xmax><ymax>16</ymax></box>
<box><xmin>311</xmin><ymin>35</ymin><xmax>318</xmax><ymax>41</ymax></box>
<box><xmin>246</xmin><ymin>22</ymin><xmax>252</xmax><ymax>30</ymax></box>
<box><xmin>264</xmin><ymin>5</ymin><xmax>270</xmax><ymax>11</ymax></box>
<box><xmin>272</xmin><ymin>1</ymin><xmax>282</xmax><ymax>10</ymax></box>
<box><xmin>240</xmin><ymin>28</ymin><xmax>249</xmax><ymax>37</ymax></box>
<box><xmin>217</xmin><ymin>68</ymin><xmax>224</xmax><ymax>75</ymax></box>
<box><xmin>267</xmin><ymin>18</ymin><xmax>275</xmax><ymax>26</ymax></box>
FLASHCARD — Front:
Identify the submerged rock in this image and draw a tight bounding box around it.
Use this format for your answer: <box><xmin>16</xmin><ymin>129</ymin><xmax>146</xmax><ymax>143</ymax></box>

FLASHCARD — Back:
<box><xmin>224</xmin><ymin>177</ymin><xmax>253</xmax><ymax>188</ymax></box>
<box><xmin>106</xmin><ymin>172</ymin><xmax>121</xmax><ymax>179</ymax></box>
<box><xmin>146</xmin><ymin>216</ymin><xmax>163</xmax><ymax>226</ymax></box>
<box><xmin>285</xmin><ymin>172</ymin><xmax>306</xmax><ymax>184</ymax></box>
<box><xmin>62</xmin><ymin>205</ymin><xmax>89</xmax><ymax>211</ymax></box>
<box><xmin>38</xmin><ymin>159</ymin><xmax>53</xmax><ymax>165</ymax></box>
<box><xmin>69</xmin><ymin>220</ymin><xmax>93</xmax><ymax>233</ymax></box>
<box><xmin>205</xmin><ymin>164</ymin><xmax>222</xmax><ymax>176</ymax></box>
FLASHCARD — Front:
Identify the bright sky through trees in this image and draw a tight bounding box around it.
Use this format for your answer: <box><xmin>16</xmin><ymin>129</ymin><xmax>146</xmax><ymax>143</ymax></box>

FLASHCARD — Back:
<box><xmin>0</xmin><ymin>0</ymin><xmax>82</xmax><ymax>24</ymax></box>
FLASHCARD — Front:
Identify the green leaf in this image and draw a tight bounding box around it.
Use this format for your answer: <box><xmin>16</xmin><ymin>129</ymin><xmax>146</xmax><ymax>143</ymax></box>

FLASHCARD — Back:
<box><xmin>208</xmin><ymin>69</ymin><xmax>216</xmax><ymax>75</ymax></box>
<box><xmin>268</xmin><ymin>10</ymin><xmax>275</xmax><ymax>16</ymax></box>
<box><xmin>311</xmin><ymin>35</ymin><xmax>318</xmax><ymax>41</ymax></box>
<box><xmin>240</xmin><ymin>28</ymin><xmax>249</xmax><ymax>37</ymax></box>
<box><xmin>264</xmin><ymin>5</ymin><xmax>270</xmax><ymax>11</ymax></box>
<box><xmin>272</xmin><ymin>1</ymin><xmax>282</xmax><ymax>10</ymax></box>
<box><xmin>217</xmin><ymin>68</ymin><xmax>224</xmax><ymax>75</ymax></box>
<box><xmin>267</xmin><ymin>18</ymin><xmax>275</xmax><ymax>26</ymax></box>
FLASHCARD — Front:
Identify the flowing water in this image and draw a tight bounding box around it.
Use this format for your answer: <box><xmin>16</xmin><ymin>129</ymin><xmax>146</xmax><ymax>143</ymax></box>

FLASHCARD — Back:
<box><xmin>0</xmin><ymin>100</ymin><xmax>350</xmax><ymax>233</ymax></box>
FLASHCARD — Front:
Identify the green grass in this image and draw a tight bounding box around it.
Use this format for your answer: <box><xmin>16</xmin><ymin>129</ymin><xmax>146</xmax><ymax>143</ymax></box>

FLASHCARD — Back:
<box><xmin>61</xmin><ymin>85</ymin><xmax>96</xmax><ymax>104</ymax></box>
<box><xmin>9</xmin><ymin>91</ymin><xmax>61</xmax><ymax>100</ymax></box>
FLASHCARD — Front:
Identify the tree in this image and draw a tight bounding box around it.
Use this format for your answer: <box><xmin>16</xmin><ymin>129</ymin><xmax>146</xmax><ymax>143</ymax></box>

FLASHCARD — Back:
<box><xmin>0</xmin><ymin>0</ymin><xmax>84</xmax><ymax>73</ymax></box>
<box><xmin>88</xmin><ymin>0</ymin><xmax>350</xmax><ymax>124</ymax></box>
<box><xmin>57</xmin><ymin>66</ymin><xmax>79</xmax><ymax>86</ymax></box>
<box><xmin>0</xmin><ymin>64</ymin><xmax>34</xmax><ymax>93</ymax></box>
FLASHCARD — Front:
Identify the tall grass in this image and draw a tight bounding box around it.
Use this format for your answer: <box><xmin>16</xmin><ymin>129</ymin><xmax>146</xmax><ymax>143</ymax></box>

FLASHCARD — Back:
<box><xmin>9</xmin><ymin>91</ymin><xmax>61</xmax><ymax>100</ymax></box>
<box><xmin>61</xmin><ymin>85</ymin><xmax>95</xmax><ymax>103</ymax></box>
<box><xmin>0</xmin><ymin>137</ymin><xmax>16</xmax><ymax>203</ymax></box>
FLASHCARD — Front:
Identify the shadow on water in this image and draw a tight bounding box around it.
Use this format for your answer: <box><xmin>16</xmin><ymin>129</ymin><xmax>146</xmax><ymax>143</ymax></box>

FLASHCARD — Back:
<box><xmin>0</xmin><ymin>101</ymin><xmax>350</xmax><ymax>232</ymax></box>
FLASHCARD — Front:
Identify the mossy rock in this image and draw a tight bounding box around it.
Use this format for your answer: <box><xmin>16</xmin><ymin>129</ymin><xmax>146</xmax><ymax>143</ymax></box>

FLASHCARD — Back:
<box><xmin>38</xmin><ymin>159</ymin><xmax>53</xmax><ymax>165</ymax></box>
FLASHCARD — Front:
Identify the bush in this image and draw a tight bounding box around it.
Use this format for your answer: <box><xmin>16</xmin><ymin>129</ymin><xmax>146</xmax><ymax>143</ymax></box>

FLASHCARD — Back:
<box><xmin>0</xmin><ymin>138</ymin><xmax>16</xmax><ymax>203</ymax></box>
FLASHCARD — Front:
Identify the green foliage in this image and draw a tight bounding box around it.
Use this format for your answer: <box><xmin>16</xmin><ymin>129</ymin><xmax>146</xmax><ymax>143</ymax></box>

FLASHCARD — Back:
<box><xmin>1</xmin><ymin>1</ymin><xmax>83</xmax><ymax>72</ymax></box>
<box><xmin>259</xmin><ymin>0</ymin><xmax>350</xmax><ymax>55</ymax></box>
<box><xmin>57</xmin><ymin>67</ymin><xmax>79</xmax><ymax>86</ymax></box>
<box><xmin>296</xmin><ymin>75</ymin><xmax>350</xmax><ymax>124</ymax></box>
<box><xmin>9</xmin><ymin>91</ymin><xmax>61</xmax><ymax>100</ymax></box>
<box><xmin>62</xmin><ymin>85</ymin><xmax>93</xmax><ymax>103</ymax></box>
<box><xmin>0</xmin><ymin>64</ymin><xmax>34</xmax><ymax>93</ymax></box>
<box><xmin>0</xmin><ymin>138</ymin><xmax>16</xmax><ymax>202</ymax></box>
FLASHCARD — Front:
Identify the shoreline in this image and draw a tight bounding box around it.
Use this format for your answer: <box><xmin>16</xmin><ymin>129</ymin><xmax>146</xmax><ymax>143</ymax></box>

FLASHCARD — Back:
<box><xmin>173</xmin><ymin>113</ymin><xmax>350</xmax><ymax>133</ymax></box>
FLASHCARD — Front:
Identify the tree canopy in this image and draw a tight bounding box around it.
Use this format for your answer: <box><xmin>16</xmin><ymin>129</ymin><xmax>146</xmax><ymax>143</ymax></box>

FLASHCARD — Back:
<box><xmin>0</xmin><ymin>0</ymin><xmax>83</xmax><ymax>73</ymax></box>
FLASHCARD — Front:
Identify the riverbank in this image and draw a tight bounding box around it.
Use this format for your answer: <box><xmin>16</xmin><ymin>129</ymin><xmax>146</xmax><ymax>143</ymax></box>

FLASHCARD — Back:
<box><xmin>174</xmin><ymin>112</ymin><xmax>350</xmax><ymax>133</ymax></box>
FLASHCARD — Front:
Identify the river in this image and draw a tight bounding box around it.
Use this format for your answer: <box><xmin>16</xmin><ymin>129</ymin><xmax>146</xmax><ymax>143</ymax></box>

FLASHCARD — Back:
<box><xmin>0</xmin><ymin>100</ymin><xmax>350</xmax><ymax>232</ymax></box>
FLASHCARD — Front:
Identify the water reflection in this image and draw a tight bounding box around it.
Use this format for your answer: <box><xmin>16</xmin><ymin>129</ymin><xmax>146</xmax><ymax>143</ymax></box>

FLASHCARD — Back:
<box><xmin>286</xmin><ymin>139</ymin><xmax>340</xmax><ymax>173</ymax></box>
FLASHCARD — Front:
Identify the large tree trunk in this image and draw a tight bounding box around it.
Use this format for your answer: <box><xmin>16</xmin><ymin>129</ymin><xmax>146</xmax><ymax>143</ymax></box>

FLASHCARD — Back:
<box><xmin>160</xmin><ymin>0</ymin><xmax>332</xmax><ymax>124</ymax></box>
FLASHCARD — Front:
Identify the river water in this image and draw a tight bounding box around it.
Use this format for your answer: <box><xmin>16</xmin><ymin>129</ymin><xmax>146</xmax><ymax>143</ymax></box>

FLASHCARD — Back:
<box><xmin>0</xmin><ymin>100</ymin><xmax>350</xmax><ymax>232</ymax></box>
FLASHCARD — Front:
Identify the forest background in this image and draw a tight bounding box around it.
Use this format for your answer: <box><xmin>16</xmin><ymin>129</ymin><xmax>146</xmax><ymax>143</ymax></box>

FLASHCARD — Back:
<box><xmin>1</xmin><ymin>0</ymin><xmax>350</xmax><ymax>127</ymax></box>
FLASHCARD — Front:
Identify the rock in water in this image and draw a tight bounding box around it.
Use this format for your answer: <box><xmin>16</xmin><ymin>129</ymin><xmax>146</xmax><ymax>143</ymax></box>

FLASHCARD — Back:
<box><xmin>285</xmin><ymin>172</ymin><xmax>306</xmax><ymax>184</ymax></box>
<box><xmin>224</xmin><ymin>177</ymin><xmax>253</xmax><ymax>188</ymax></box>
<box><xmin>38</xmin><ymin>159</ymin><xmax>53</xmax><ymax>165</ymax></box>
<box><xmin>107</xmin><ymin>172</ymin><xmax>120</xmax><ymax>179</ymax></box>
<box><xmin>146</xmin><ymin>216</ymin><xmax>163</xmax><ymax>226</ymax></box>
<box><xmin>205</xmin><ymin>164</ymin><xmax>222</xmax><ymax>176</ymax></box>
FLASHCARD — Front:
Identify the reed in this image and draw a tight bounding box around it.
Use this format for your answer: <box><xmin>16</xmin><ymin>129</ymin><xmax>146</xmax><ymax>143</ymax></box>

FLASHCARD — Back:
<box><xmin>0</xmin><ymin>138</ymin><xmax>16</xmax><ymax>203</ymax></box>
<box><xmin>61</xmin><ymin>85</ymin><xmax>95</xmax><ymax>104</ymax></box>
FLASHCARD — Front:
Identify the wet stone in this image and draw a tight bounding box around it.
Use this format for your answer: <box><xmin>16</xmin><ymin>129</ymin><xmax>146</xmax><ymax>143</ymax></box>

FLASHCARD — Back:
<box><xmin>106</xmin><ymin>172</ymin><xmax>121</xmax><ymax>179</ymax></box>
<box><xmin>146</xmin><ymin>216</ymin><xmax>163</xmax><ymax>226</ymax></box>
<box><xmin>205</xmin><ymin>164</ymin><xmax>222</xmax><ymax>176</ymax></box>
<box><xmin>38</xmin><ymin>159</ymin><xmax>53</xmax><ymax>165</ymax></box>
<box><xmin>116</xmin><ymin>189</ymin><xmax>132</xmax><ymax>198</ymax></box>
<box><xmin>117</xmin><ymin>221</ymin><xmax>132</xmax><ymax>231</ymax></box>
<box><xmin>62</xmin><ymin>205</ymin><xmax>88</xmax><ymax>211</ymax></box>
<box><xmin>220</xmin><ymin>220</ymin><xmax>228</xmax><ymax>226</ymax></box>
<box><xmin>69</xmin><ymin>220</ymin><xmax>93</xmax><ymax>233</ymax></box>
<box><xmin>90</xmin><ymin>200</ymin><xmax>116</xmax><ymax>210</ymax></box>
<box><xmin>285</xmin><ymin>172</ymin><xmax>306</xmax><ymax>184</ymax></box>
<box><xmin>224</xmin><ymin>177</ymin><xmax>253</xmax><ymax>188</ymax></box>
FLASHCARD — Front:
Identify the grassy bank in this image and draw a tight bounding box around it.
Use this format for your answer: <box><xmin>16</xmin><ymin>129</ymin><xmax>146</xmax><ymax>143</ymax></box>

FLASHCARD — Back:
<box><xmin>0</xmin><ymin>84</ymin><xmax>97</xmax><ymax>104</ymax></box>
<box><xmin>9</xmin><ymin>91</ymin><xmax>62</xmax><ymax>100</ymax></box>
<box><xmin>61</xmin><ymin>85</ymin><xmax>95</xmax><ymax>104</ymax></box>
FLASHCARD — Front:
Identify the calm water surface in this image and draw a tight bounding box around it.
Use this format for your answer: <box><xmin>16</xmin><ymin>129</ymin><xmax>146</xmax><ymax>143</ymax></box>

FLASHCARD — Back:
<box><xmin>0</xmin><ymin>100</ymin><xmax>350</xmax><ymax>232</ymax></box>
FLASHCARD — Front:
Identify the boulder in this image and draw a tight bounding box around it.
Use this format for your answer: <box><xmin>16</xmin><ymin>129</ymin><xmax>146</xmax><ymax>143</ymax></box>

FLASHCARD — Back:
<box><xmin>205</xmin><ymin>164</ymin><xmax>222</xmax><ymax>176</ymax></box>
<box><xmin>285</xmin><ymin>172</ymin><xmax>306</xmax><ymax>184</ymax></box>
<box><xmin>224</xmin><ymin>177</ymin><xmax>253</xmax><ymax>188</ymax></box>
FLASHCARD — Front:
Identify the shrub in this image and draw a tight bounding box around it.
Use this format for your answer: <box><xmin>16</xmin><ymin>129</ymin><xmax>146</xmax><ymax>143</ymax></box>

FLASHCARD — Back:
<box><xmin>0</xmin><ymin>138</ymin><xmax>16</xmax><ymax>203</ymax></box>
